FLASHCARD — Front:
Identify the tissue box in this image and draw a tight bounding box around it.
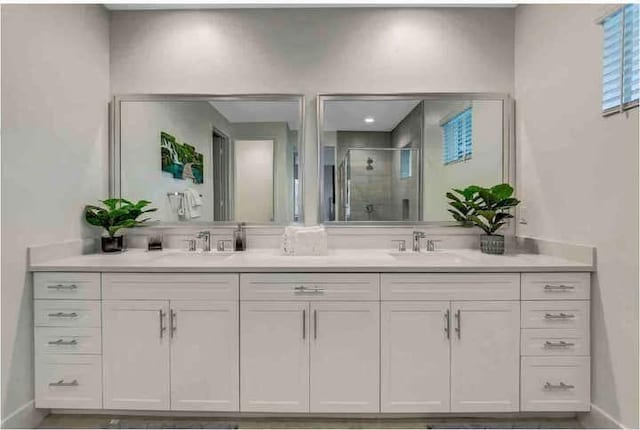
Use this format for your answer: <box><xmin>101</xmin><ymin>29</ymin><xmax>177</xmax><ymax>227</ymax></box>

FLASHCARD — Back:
<box><xmin>281</xmin><ymin>226</ymin><xmax>328</xmax><ymax>256</ymax></box>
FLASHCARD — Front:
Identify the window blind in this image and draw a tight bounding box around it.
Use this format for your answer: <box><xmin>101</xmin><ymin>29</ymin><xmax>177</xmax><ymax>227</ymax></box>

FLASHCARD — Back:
<box><xmin>602</xmin><ymin>4</ymin><xmax>640</xmax><ymax>113</ymax></box>
<box><xmin>442</xmin><ymin>107</ymin><xmax>472</xmax><ymax>165</ymax></box>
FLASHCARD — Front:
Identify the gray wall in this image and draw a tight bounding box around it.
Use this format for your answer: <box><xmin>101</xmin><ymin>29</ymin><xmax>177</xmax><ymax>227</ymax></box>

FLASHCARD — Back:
<box><xmin>109</xmin><ymin>7</ymin><xmax>516</xmax><ymax>224</ymax></box>
<box><xmin>515</xmin><ymin>5</ymin><xmax>638</xmax><ymax>428</ymax></box>
<box><xmin>1</xmin><ymin>4</ymin><xmax>110</xmax><ymax>427</ymax></box>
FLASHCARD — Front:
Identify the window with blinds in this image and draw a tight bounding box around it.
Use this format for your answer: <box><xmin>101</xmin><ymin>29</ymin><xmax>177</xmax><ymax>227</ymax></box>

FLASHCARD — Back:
<box><xmin>442</xmin><ymin>107</ymin><xmax>472</xmax><ymax>165</ymax></box>
<box><xmin>602</xmin><ymin>4</ymin><xmax>639</xmax><ymax>114</ymax></box>
<box><xmin>400</xmin><ymin>146</ymin><xmax>412</xmax><ymax>179</ymax></box>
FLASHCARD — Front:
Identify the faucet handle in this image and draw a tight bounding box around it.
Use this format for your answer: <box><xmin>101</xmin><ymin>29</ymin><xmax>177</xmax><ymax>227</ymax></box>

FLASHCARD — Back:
<box><xmin>425</xmin><ymin>239</ymin><xmax>443</xmax><ymax>252</ymax></box>
<box><xmin>391</xmin><ymin>240</ymin><xmax>406</xmax><ymax>252</ymax></box>
<box><xmin>217</xmin><ymin>239</ymin><xmax>233</xmax><ymax>252</ymax></box>
<box><xmin>183</xmin><ymin>239</ymin><xmax>197</xmax><ymax>252</ymax></box>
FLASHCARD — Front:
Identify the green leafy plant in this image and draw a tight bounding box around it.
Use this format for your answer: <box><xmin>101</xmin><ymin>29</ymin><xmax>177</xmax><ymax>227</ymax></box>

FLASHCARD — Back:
<box><xmin>84</xmin><ymin>199</ymin><xmax>157</xmax><ymax>238</ymax></box>
<box><xmin>447</xmin><ymin>184</ymin><xmax>520</xmax><ymax>235</ymax></box>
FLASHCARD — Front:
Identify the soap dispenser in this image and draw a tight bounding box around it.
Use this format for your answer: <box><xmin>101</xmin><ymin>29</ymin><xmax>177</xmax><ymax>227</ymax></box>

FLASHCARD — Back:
<box><xmin>234</xmin><ymin>222</ymin><xmax>246</xmax><ymax>251</ymax></box>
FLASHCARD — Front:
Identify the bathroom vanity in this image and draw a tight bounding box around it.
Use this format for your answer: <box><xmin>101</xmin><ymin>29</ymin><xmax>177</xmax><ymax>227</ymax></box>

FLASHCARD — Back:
<box><xmin>30</xmin><ymin>249</ymin><xmax>592</xmax><ymax>416</ymax></box>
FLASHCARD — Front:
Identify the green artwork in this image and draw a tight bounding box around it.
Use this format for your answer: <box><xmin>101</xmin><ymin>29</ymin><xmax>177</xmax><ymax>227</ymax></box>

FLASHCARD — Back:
<box><xmin>160</xmin><ymin>131</ymin><xmax>204</xmax><ymax>184</ymax></box>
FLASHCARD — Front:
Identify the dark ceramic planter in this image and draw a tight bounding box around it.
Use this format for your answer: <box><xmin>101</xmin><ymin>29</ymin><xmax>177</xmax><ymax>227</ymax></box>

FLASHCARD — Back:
<box><xmin>101</xmin><ymin>235</ymin><xmax>124</xmax><ymax>253</ymax></box>
<box><xmin>480</xmin><ymin>234</ymin><xmax>505</xmax><ymax>255</ymax></box>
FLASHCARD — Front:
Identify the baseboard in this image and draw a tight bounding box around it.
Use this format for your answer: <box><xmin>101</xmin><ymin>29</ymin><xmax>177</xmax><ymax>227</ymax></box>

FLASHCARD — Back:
<box><xmin>1</xmin><ymin>400</ymin><xmax>47</xmax><ymax>429</ymax></box>
<box><xmin>579</xmin><ymin>403</ymin><xmax>625</xmax><ymax>429</ymax></box>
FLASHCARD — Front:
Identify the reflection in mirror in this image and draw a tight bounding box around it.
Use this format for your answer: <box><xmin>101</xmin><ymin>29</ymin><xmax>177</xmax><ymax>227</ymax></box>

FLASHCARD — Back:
<box><xmin>117</xmin><ymin>96</ymin><xmax>303</xmax><ymax>224</ymax></box>
<box><xmin>319</xmin><ymin>95</ymin><xmax>507</xmax><ymax>223</ymax></box>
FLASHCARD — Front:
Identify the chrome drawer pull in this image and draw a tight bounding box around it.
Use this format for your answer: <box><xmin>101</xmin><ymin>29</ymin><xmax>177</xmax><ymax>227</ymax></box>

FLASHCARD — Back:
<box><xmin>544</xmin><ymin>284</ymin><xmax>575</xmax><ymax>291</ymax></box>
<box><xmin>544</xmin><ymin>382</ymin><xmax>575</xmax><ymax>390</ymax></box>
<box><xmin>159</xmin><ymin>310</ymin><xmax>166</xmax><ymax>339</ymax></box>
<box><xmin>48</xmin><ymin>339</ymin><xmax>78</xmax><ymax>346</ymax></box>
<box><xmin>47</xmin><ymin>284</ymin><xmax>78</xmax><ymax>290</ymax></box>
<box><xmin>294</xmin><ymin>286</ymin><xmax>324</xmax><ymax>294</ymax></box>
<box><xmin>444</xmin><ymin>309</ymin><xmax>450</xmax><ymax>339</ymax></box>
<box><xmin>49</xmin><ymin>379</ymin><xmax>78</xmax><ymax>387</ymax></box>
<box><xmin>544</xmin><ymin>312</ymin><xmax>575</xmax><ymax>320</ymax></box>
<box><xmin>544</xmin><ymin>340</ymin><xmax>574</xmax><ymax>348</ymax></box>
<box><xmin>47</xmin><ymin>312</ymin><xmax>78</xmax><ymax>318</ymax></box>
<box><xmin>454</xmin><ymin>309</ymin><xmax>461</xmax><ymax>339</ymax></box>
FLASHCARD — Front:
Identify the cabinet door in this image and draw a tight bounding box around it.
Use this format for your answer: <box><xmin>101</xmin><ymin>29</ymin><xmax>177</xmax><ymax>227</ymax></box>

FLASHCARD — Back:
<box><xmin>240</xmin><ymin>301</ymin><xmax>309</xmax><ymax>412</ymax></box>
<box><xmin>170</xmin><ymin>301</ymin><xmax>239</xmax><ymax>411</ymax></box>
<box><xmin>310</xmin><ymin>302</ymin><xmax>380</xmax><ymax>413</ymax></box>
<box><xmin>381</xmin><ymin>301</ymin><xmax>450</xmax><ymax>412</ymax></box>
<box><xmin>450</xmin><ymin>301</ymin><xmax>520</xmax><ymax>412</ymax></box>
<box><xmin>102</xmin><ymin>301</ymin><xmax>170</xmax><ymax>410</ymax></box>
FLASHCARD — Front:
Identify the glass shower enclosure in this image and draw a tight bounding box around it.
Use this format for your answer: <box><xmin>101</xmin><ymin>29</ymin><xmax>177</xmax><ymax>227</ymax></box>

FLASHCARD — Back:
<box><xmin>337</xmin><ymin>147</ymin><xmax>420</xmax><ymax>222</ymax></box>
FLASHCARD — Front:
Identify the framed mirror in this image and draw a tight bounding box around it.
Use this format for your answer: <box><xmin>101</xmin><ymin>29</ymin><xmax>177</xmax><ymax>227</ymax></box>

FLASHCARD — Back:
<box><xmin>318</xmin><ymin>93</ymin><xmax>513</xmax><ymax>224</ymax></box>
<box><xmin>112</xmin><ymin>94</ymin><xmax>304</xmax><ymax>224</ymax></box>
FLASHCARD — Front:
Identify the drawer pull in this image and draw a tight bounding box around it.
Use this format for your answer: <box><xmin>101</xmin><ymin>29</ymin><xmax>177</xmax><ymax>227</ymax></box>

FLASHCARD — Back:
<box><xmin>544</xmin><ymin>284</ymin><xmax>575</xmax><ymax>291</ymax></box>
<box><xmin>544</xmin><ymin>381</ymin><xmax>575</xmax><ymax>390</ymax></box>
<box><xmin>47</xmin><ymin>312</ymin><xmax>78</xmax><ymax>318</ymax></box>
<box><xmin>544</xmin><ymin>312</ymin><xmax>575</xmax><ymax>320</ymax></box>
<box><xmin>444</xmin><ymin>309</ymin><xmax>450</xmax><ymax>339</ymax></box>
<box><xmin>47</xmin><ymin>284</ymin><xmax>78</xmax><ymax>290</ymax></box>
<box><xmin>294</xmin><ymin>286</ymin><xmax>324</xmax><ymax>294</ymax></box>
<box><xmin>49</xmin><ymin>379</ymin><xmax>79</xmax><ymax>387</ymax></box>
<box><xmin>544</xmin><ymin>340</ymin><xmax>574</xmax><ymax>348</ymax></box>
<box><xmin>48</xmin><ymin>339</ymin><xmax>78</xmax><ymax>346</ymax></box>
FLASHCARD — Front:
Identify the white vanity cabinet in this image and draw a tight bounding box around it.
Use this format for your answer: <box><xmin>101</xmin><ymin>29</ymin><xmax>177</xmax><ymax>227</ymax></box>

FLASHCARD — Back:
<box><xmin>240</xmin><ymin>273</ymin><xmax>380</xmax><ymax>413</ymax></box>
<box><xmin>101</xmin><ymin>274</ymin><xmax>239</xmax><ymax>412</ymax></box>
<box><xmin>380</xmin><ymin>274</ymin><xmax>521</xmax><ymax>413</ymax></box>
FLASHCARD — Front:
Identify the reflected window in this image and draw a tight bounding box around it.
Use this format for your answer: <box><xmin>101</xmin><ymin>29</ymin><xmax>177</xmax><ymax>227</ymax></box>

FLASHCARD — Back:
<box><xmin>442</xmin><ymin>107</ymin><xmax>472</xmax><ymax>165</ymax></box>
<box><xmin>400</xmin><ymin>144</ymin><xmax>412</xmax><ymax>179</ymax></box>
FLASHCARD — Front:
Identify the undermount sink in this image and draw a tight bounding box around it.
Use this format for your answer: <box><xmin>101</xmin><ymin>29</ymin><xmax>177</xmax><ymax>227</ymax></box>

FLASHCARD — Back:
<box><xmin>389</xmin><ymin>251</ymin><xmax>467</xmax><ymax>264</ymax></box>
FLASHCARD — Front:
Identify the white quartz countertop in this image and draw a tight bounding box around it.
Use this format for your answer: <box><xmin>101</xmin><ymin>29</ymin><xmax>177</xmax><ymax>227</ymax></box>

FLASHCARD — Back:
<box><xmin>29</xmin><ymin>248</ymin><xmax>594</xmax><ymax>273</ymax></box>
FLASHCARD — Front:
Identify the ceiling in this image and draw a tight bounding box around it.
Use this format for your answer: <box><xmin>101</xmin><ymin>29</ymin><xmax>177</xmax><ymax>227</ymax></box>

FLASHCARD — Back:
<box><xmin>104</xmin><ymin>3</ymin><xmax>517</xmax><ymax>11</ymax></box>
<box><xmin>209</xmin><ymin>100</ymin><xmax>301</xmax><ymax>130</ymax></box>
<box><xmin>323</xmin><ymin>99</ymin><xmax>421</xmax><ymax>132</ymax></box>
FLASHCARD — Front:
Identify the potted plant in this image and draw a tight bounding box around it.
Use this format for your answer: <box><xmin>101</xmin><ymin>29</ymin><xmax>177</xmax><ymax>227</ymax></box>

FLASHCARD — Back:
<box><xmin>447</xmin><ymin>183</ymin><xmax>520</xmax><ymax>254</ymax></box>
<box><xmin>84</xmin><ymin>198</ymin><xmax>157</xmax><ymax>253</ymax></box>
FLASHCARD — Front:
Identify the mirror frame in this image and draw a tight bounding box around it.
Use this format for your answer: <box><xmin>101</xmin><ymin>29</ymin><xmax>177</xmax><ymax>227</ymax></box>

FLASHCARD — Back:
<box><xmin>316</xmin><ymin>92</ymin><xmax>515</xmax><ymax>226</ymax></box>
<box><xmin>110</xmin><ymin>93</ymin><xmax>306</xmax><ymax>225</ymax></box>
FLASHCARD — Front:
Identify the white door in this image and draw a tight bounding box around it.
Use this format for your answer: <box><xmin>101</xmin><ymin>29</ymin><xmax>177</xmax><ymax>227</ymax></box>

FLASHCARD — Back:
<box><xmin>450</xmin><ymin>301</ymin><xmax>520</xmax><ymax>412</ymax></box>
<box><xmin>234</xmin><ymin>139</ymin><xmax>274</xmax><ymax>222</ymax></box>
<box><xmin>170</xmin><ymin>301</ymin><xmax>239</xmax><ymax>411</ymax></box>
<box><xmin>381</xmin><ymin>301</ymin><xmax>450</xmax><ymax>412</ymax></box>
<box><xmin>102</xmin><ymin>301</ymin><xmax>170</xmax><ymax>410</ymax></box>
<box><xmin>310</xmin><ymin>302</ymin><xmax>380</xmax><ymax>413</ymax></box>
<box><xmin>240</xmin><ymin>301</ymin><xmax>309</xmax><ymax>412</ymax></box>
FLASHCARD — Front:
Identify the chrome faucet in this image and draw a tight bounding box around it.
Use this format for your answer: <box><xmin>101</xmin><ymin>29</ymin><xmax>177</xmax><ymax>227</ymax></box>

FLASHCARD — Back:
<box><xmin>412</xmin><ymin>231</ymin><xmax>426</xmax><ymax>252</ymax></box>
<box><xmin>196</xmin><ymin>231</ymin><xmax>211</xmax><ymax>252</ymax></box>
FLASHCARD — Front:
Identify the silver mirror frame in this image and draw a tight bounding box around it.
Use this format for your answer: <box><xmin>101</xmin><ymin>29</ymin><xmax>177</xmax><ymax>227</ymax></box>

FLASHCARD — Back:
<box><xmin>316</xmin><ymin>93</ymin><xmax>515</xmax><ymax>226</ymax></box>
<box><xmin>110</xmin><ymin>93</ymin><xmax>306</xmax><ymax>225</ymax></box>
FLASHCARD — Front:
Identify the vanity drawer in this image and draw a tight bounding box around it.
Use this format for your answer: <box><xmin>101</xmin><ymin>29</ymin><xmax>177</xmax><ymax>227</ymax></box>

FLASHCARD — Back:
<box><xmin>381</xmin><ymin>273</ymin><xmax>520</xmax><ymax>301</ymax></box>
<box><xmin>521</xmin><ymin>301</ymin><xmax>588</xmax><ymax>331</ymax></box>
<box><xmin>522</xmin><ymin>273</ymin><xmax>590</xmax><ymax>300</ymax></box>
<box><xmin>35</xmin><ymin>354</ymin><xmax>102</xmax><ymax>409</ymax></box>
<box><xmin>241</xmin><ymin>273</ymin><xmax>379</xmax><ymax>301</ymax></box>
<box><xmin>35</xmin><ymin>327</ymin><xmax>101</xmax><ymax>355</ymax></box>
<box><xmin>521</xmin><ymin>329</ymin><xmax>588</xmax><ymax>356</ymax></box>
<box><xmin>34</xmin><ymin>272</ymin><xmax>101</xmax><ymax>300</ymax></box>
<box><xmin>521</xmin><ymin>356</ymin><xmax>590</xmax><ymax>411</ymax></box>
<box><xmin>34</xmin><ymin>300</ymin><xmax>101</xmax><ymax>328</ymax></box>
<box><xmin>102</xmin><ymin>273</ymin><xmax>238</xmax><ymax>300</ymax></box>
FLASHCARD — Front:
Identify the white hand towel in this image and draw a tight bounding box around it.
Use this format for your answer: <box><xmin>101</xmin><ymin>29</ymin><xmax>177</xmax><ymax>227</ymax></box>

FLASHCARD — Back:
<box><xmin>184</xmin><ymin>188</ymin><xmax>202</xmax><ymax>219</ymax></box>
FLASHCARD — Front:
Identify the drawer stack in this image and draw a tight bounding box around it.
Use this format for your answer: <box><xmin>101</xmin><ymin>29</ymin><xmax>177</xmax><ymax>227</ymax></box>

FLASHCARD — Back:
<box><xmin>34</xmin><ymin>272</ymin><xmax>102</xmax><ymax>409</ymax></box>
<box><xmin>520</xmin><ymin>273</ymin><xmax>591</xmax><ymax>412</ymax></box>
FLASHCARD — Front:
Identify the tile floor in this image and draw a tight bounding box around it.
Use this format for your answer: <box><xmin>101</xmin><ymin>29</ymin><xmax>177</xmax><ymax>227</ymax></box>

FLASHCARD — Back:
<box><xmin>37</xmin><ymin>414</ymin><xmax>582</xmax><ymax>429</ymax></box>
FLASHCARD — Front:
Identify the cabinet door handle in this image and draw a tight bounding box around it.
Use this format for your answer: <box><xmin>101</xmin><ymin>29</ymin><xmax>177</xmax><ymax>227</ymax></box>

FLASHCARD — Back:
<box><xmin>49</xmin><ymin>379</ymin><xmax>78</xmax><ymax>387</ymax></box>
<box><xmin>444</xmin><ymin>309</ymin><xmax>450</xmax><ymax>339</ymax></box>
<box><xmin>313</xmin><ymin>309</ymin><xmax>318</xmax><ymax>340</ymax></box>
<box><xmin>544</xmin><ymin>284</ymin><xmax>574</xmax><ymax>291</ymax></box>
<box><xmin>544</xmin><ymin>340</ymin><xmax>575</xmax><ymax>348</ymax></box>
<box><xmin>47</xmin><ymin>284</ymin><xmax>78</xmax><ymax>290</ymax></box>
<box><xmin>48</xmin><ymin>339</ymin><xmax>77</xmax><ymax>346</ymax></box>
<box><xmin>544</xmin><ymin>312</ymin><xmax>575</xmax><ymax>320</ymax></box>
<box><xmin>48</xmin><ymin>312</ymin><xmax>78</xmax><ymax>318</ymax></box>
<box><xmin>170</xmin><ymin>309</ymin><xmax>177</xmax><ymax>338</ymax></box>
<box><xmin>544</xmin><ymin>382</ymin><xmax>575</xmax><ymax>390</ymax></box>
<box><xmin>454</xmin><ymin>309</ymin><xmax>461</xmax><ymax>339</ymax></box>
<box><xmin>302</xmin><ymin>309</ymin><xmax>306</xmax><ymax>340</ymax></box>
<box><xmin>159</xmin><ymin>309</ymin><xmax>166</xmax><ymax>338</ymax></box>
<box><xmin>294</xmin><ymin>286</ymin><xmax>324</xmax><ymax>294</ymax></box>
